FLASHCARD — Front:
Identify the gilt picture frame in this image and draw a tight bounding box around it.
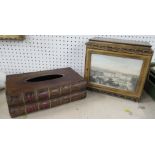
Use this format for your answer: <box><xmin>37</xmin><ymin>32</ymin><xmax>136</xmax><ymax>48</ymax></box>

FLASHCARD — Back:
<box><xmin>0</xmin><ymin>35</ymin><xmax>25</xmax><ymax>40</ymax></box>
<box><xmin>85</xmin><ymin>38</ymin><xmax>153</xmax><ymax>101</ymax></box>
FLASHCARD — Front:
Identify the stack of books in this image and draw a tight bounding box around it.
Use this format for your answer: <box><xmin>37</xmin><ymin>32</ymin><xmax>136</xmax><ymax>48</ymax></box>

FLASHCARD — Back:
<box><xmin>145</xmin><ymin>63</ymin><xmax>155</xmax><ymax>101</ymax></box>
<box><xmin>6</xmin><ymin>68</ymin><xmax>87</xmax><ymax>118</ymax></box>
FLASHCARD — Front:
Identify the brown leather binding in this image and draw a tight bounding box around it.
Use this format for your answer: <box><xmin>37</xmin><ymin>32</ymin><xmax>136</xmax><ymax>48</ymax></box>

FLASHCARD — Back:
<box><xmin>6</xmin><ymin>67</ymin><xmax>87</xmax><ymax>108</ymax></box>
<box><xmin>9</xmin><ymin>91</ymin><xmax>87</xmax><ymax>118</ymax></box>
<box><xmin>6</xmin><ymin>67</ymin><xmax>85</xmax><ymax>95</ymax></box>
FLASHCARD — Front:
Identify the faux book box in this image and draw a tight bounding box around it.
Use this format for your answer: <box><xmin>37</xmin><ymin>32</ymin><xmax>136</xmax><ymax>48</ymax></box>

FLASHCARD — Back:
<box><xmin>6</xmin><ymin>68</ymin><xmax>87</xmax><ymax>117</ymax></box>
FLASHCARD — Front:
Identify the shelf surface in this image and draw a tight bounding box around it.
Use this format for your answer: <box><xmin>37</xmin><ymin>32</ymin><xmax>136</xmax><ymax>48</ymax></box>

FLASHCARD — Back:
<box><xmin>0</xmin><ymin>90</ymin><xmax>155</xmax><ymax>119</ymax></box>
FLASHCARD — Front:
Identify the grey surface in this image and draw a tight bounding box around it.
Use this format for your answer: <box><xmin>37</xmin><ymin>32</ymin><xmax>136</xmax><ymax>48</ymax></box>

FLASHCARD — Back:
<box><xmin>0</xmin><ymin>90</ymin><xmax>155</xmax><ymax>119</ymax></box>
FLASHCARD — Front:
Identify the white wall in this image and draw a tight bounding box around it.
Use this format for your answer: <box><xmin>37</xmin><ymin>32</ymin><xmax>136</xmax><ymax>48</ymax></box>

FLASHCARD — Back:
<box><xmin>0</xmin><ymin>35</ymin><xmax>154</xmax><ymax>76</ymax></box>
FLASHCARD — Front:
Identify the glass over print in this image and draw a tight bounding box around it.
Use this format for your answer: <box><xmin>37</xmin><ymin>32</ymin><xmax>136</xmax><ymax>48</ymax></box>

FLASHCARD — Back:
<box><xmin>90</xmin><ymin>54</ymin><xmax>143</xmax><ymax>92</ymax></box>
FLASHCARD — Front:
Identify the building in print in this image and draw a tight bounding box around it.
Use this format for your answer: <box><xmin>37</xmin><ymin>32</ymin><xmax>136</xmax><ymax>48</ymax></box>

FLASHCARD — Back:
<box><xmin>90</xmin><ymin>67</ymin><xmax>138</xmax><ymax>91</ymax></box>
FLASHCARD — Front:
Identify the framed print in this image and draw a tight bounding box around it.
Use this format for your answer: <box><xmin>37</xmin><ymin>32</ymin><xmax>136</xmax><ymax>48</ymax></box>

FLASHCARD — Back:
<box><xmin>90</xmin><ymin>54</ymin><xmax>143</xmax><ymax>92</ymax></box>
<box><xmin>85</xmin><ymin>38</ymin><xmax>153</xmax><ymax>101</ymax></box>
<box><xmin>0</xmin><ymin>35</ymin><xmax>25</xmax><ymax>40</ymax></box>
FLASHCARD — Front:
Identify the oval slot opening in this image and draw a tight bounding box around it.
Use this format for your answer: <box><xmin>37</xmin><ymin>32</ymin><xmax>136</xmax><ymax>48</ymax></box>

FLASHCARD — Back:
<box><xmin>27</xmin><ymin>74</ymin><xmax>63</xmax><ymax>82</ymax></box>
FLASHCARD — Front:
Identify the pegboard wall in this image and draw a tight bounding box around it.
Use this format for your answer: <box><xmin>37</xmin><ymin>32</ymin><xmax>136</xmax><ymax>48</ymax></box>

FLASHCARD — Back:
<box><xmin>0</xmin><ymin>35</ymin><xmax>155</xmax><ymax>76</ymax></box>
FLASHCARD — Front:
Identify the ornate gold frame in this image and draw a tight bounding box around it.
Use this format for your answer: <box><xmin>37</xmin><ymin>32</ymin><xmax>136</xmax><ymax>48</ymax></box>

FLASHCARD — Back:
<box><xmin>0</xmin><ymin>35</ymin><xmax>25</xmax><ymax>40</ymax></box>
<box><xmin>84</xmin><ymin>48</ymin><xmax>152</xmax><ymax>101</ymax></box>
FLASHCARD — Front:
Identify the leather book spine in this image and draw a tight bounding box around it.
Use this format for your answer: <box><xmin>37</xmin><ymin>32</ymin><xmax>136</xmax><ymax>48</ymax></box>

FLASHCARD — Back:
<box><xmin>9</xmin><ymin>91</ymin><xmax>87</xmax><ymax>118</ymax></box>
<box><xmin>7</xmin><ymin>81</ymin><xmax>87</xmax><ymax>106</ymax></box>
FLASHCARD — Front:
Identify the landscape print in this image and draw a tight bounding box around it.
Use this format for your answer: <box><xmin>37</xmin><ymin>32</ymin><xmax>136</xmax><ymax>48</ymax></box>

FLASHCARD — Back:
<box><xmin>90</xmin><ymin>54</ymin><xmax>143</xmax><ymax>92</ymax></box>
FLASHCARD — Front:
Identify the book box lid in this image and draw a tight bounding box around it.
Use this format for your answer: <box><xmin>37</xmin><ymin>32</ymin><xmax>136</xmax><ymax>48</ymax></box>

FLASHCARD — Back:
<box><xmin>89</xmin><ymin>37</ymin><xmax>152</xmax><ymax>47</ymax></box>
<box><xmin>6</xmin><ymin>67</ymin><xmax>85</xmax><ymax>95</ymax></box>
<box><xmin>86</xmin><ymin>37</ymin><xmax>153</xmax><ymax>55</ymax></box>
